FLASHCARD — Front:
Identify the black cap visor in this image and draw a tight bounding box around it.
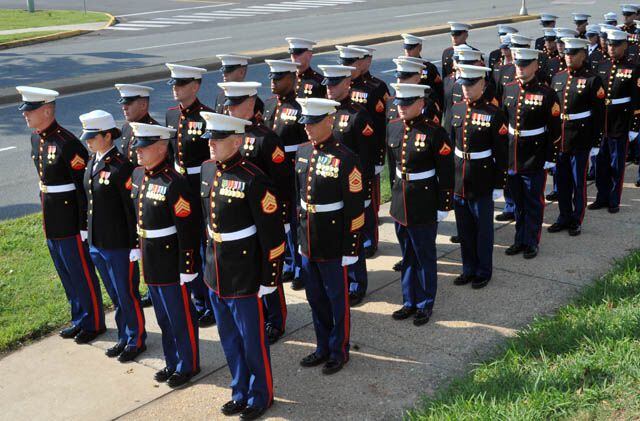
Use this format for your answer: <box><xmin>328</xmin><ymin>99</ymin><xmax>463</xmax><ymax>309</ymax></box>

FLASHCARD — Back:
<box><xmin>117</xmin><ymin>95</ymin><xmax>143</xmax><ymax>105</ymax></box>
<box><xmin>450</xmin><ymin>30</ymin><xmax>467</xmax><ymax>36</ymax></box>
<box><xmin>395</xmin><ymin>71</ymin><xmax>419</xmax><ymax>79</ymax></box>
<box><xmin>564</xmin><ymin>48</ymin><xmax>585</xmax><ymax>56</ymax></box>
<box><xmin>515</xmin><ymin>58</ymin><xmax>536</xmax><ymax>67</ymax></box>
<box><xmin>222</xmin><ymin>95</ymin><xmax>251</xmax><ymax>106</ymax></box>
<box><xmin>80</xmin><ymin>127</ymin><xmax>122</xmax><ymax>141</ymax></box>
<box><xmin>132</xmin><ymin>136</ymin><xmax>163</xmax><ymax>148</ymax></box>
<box><xmin>322</xmin><ymin>76</ymin><xmax>348</xmax><ymax>86</ymax></box>
<box><xmin>18</xmin><ymin>101</ymin><xmax>47</xmax><ymax>111</ymax></box>
<box><xmin>607</xmin><ymin>39</ymin><xmax>626</xmax><ymax>46</ymax></box>
<box><xmin>269</xmin><ymin>71</ymin><xmax>293</xmax><ymax>80</ymax></box>
<box><xmin>167</xmin><ymin>77</ymin><xmax>199</xmax><ymax>86</ymax></box>
<box><xmin>458</xmin><ymin>77</ymin><xmax>483</xmax><ymax>86</ymax></box>
<box><xmin>339</xmin><ymin>56</ymin><xmax>359</xmax><ymax>65</ymax></box>
<box><xmin>393</xmin><ymin>96</ymin><xmax>420</xmax><ymax>106</ymax></box>
<box><xmin>403</xmin><ymin>43</ymin><xmax>420</xmax><ymax>50</ymax></box>
<box><xmin>221</xmin><ymin>64</ymin><xmax>243</xmax><ymax>74</ymax></box>
<box><xmin>298</xmin><ymin>114</ymin><xmax>327</xmax><ymax>124</ymax></box>
<box><xmin>289</xmin><ymin>48</ymin><xmax>308</xmax><ymax>55</ymax></box>
<box><xmin>201</xmin><ymin>129</ymin><xmax>238</xmax><ymax>140</ymax></box>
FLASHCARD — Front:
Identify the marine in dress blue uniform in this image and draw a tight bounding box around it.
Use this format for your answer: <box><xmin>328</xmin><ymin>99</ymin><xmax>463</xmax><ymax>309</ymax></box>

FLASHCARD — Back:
<box><xmin>442</xmin><ymin>22</ymin><xmax>475</xmax><ymax>77</ymax></box>
<box><xmin>400</xmin><ymin>34</ymin><xmax>444</xmax><ymax>108</ymax></box>
<box><xmin>164</xmin><ymin>63</ymin><xmax>216</xmax><ymax>326</ymax></box>
<box><xmin>320</xmin><ymin>64</ymin><xmax>377</xmax><ymax>305</ymax></box>
<box><xmin>590</xmin><ymin>30</ymin><xmax>640</xmax><ymax>212</ymax></box>
<box><xmin>489</xmin><ymin>25</ymin><xmax>519</xmax><ymax>70</ymax></box>
<box><xmin>295</xmin><ymin>98</ymin><xmax>364</xmax><ymax>374</ymax></box>
<box><xmin>387</xmin><ymin>83</ymin><xmax>454</xmax><ymax>325</ymax></box>
<box><xmin>219</xmin><ymin>81</ymin><xmax>292</xmax><ymax>345</ymax></box>
<box><xmin>200</xmin><ymin>113</ymin><xmax>285</xmax><ymax>420</ymax></box>
<box><xmin>213</xmin><ymin>54</ymin><xmax>264</xmax><ymax>120</ymax></box>
<box><xmin>79</xmin><ymin>110</ymin><xmax>146</xmax><ymax>361</ymax></box>
<box><xmin>17</xmin><ymin>86</ymin><xmax>105</xmax><ymax>343</ymax></box>
<box><xmin>115</xmin><ymin>83</ymin><xmax>158</xmax><ymax>308</ymax></box>
<box><xmin>448</xmin><ymin>65</ymin><xmax>508</xmax><ymax>289</ymax></box>
<box><xmin>501</xmin><ymin>48</ymin><xmax>562</xmax><ymax>259</ymax></box>
<box><xmin>286</xmin><ymin>37</ymin><xmax>327</xmax><ymax>99</ymax></box>
<box><xmin>262</xmin><ymin>59</ymin><xmax>308</xmax><ymax>291</ymax></box>
<box><xmin>535</xmin><ymin>14</ymin><xmax>558</xmax><ymax>51</ymax></box>
<box><xmin>572</xmin><ymin>13</ymin><xmax>591</xmax><ymax>39</ymax></box>
<box><xmin>129</xmin><ymin>122</ymin><xmax>202</xmax><ymax>388</ymax></box>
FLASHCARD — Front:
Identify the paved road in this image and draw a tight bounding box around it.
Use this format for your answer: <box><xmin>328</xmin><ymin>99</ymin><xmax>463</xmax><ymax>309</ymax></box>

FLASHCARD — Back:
<box><xmin>0</xmin><ymin>1</ymin><xmax>616</xmax><ymax>219</ymax></box>
<box><xmin>1</xmin><ymin>0</ymin><xmax>548</xmax><ymax>89</ymax></box>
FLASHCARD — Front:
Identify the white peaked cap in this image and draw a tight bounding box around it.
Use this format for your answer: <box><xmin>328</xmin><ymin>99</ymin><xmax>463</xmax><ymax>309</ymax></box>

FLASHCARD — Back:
<box><xmin>165</xmin><ymin>63</ymin><xmax>206</xmax><ymax>79</ymax></box>
<box><xmin>390</xmin><ymin>83</ymin><xmax>429</xmax><ymax>98</ymax></box>
<box><xmin>79</xmin><ymin>110</ymin><xmax>117</xmax><ymax>131</ymax></box>
<box><xmin>115</xmin><ymin>84</ymin><xmax>153</xmax><ymax>98</ymax></box>
<box><xmin>336</xmin><ymin>45</ymin><xmax>368</xmax><ymax>59</ymax></box>
<box><xmin>265</xmin><ymin>59</ymin><xmax>300</xmax><ymax>73</ymax></box>
<box><xmin>217</xmin><ymin>81</ymin><xmax>261</xmax><ymax>97</ymax></box>
<box><xmin>200</xmin><ymin>112</ymin><xmax>251</xmax><ymax>134</ymax></box>
<box><xmin>449</xmin><ymin>22</ymin><xmax>471</xmax><ymax>31</ymax></box>
<box><xmin>216</xmin><ymin>54</ymin><xmax>251</xmax><ymax>66</ymax></box>
<box><xmin>318</xmin><ymin>65</ymin><xmax>356</xmax><ymax>78</ymax></box>
<box><xmin>401</xmin><ymin>33</ymin><xmax>424</xmax><ymax>45</ymax></box>
<box><xmin>129</xmin><ymin>122</ymin><xmax>175</xmax><ymax>139</ymax></box>
<box><xmin>16</xmin><ymin>86</ymin><xmax>59</xmax><ymax>104</ymax></box>
<box><xmin>457</xmin><ymin>64</ymin><xmax>491</xmax><ymax>79</ymax></box>
<box><xmin>296</xmin><ymin>97</ymin><xmax>340</xmax><ymax>116</ymax></box>
<box><xmin>393</xmin><ymin>58</ymin><xmax>426</xmax><ymax>73</ymax></box>
<box><xmin>285</xmin><ymin>37</ymin><xmax>317</xmax><ymax>50</ymax></box>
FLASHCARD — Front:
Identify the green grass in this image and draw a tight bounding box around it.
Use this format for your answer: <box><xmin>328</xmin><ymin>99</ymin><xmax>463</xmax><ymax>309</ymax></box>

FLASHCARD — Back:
<box><xmin>0</xmin><ymin>30</ymin><xmax>59</xmax><ymax>44</ymax></box>
<box><xmin>0</xmin><ymin>9</ymin><xmax>109</xmax><ymax>31</ymax></box>
<box><xmin>0</xmin><ymin>213</ymin><xmax>148</xmax><ymax>353</ymax></box>
<box><xmin>408</xmin><ymin>250</ymin><xmax>640</xmax><ymax>420</ymax></box>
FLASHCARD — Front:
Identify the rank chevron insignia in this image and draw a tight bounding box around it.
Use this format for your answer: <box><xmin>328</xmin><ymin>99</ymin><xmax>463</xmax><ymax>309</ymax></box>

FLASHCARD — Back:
<box><xmin>70</xmin><ymin>154</ymin><xmax>86</xmax><ymax>170</ymax></box>
<box><xmin>261</xmin><ymin>190</ymin><xmax>278</xmax><ymax>214</ymax></box>
<box><xmin>362</xmin><ymin>124</ymin><xmax>374</xmax><ymax>137</ymax></box>
<box><xmin>269</xmin><ymin>241</ymin><xmax>285</xmax><ymax>260</ymax></box>
<box><xmin>348</xmin><ymin>167</ymin><xmax>362</xmax><ymax>193</ymax></box>
<box><xmin>271</xmin><ymin>146</ymin><xmax>285</xmax><ymax>164</ymax></box>
<box><xmin>173</xmin><ymin>196</ymin><xmax>191</xmax><ymax>217</ymax></box>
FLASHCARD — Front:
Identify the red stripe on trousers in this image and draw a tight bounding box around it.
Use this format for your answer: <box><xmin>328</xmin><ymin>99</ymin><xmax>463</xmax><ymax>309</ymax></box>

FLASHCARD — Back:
<box><xmin>256</xmin><ymin>297</ymin><xmax>274</xmax><ymax>405</ymax></box>
<box><xmin>615</xmin><ymin>139</ymin><xmax>630</xmax><ymax>204</ymax></box>
<box><xmin>128</xmin><ymin>262</ymin><xmax>145</xmax><ymax>349</ymax></box>
<box><xmin>537</xmin><ymin>173</ymin><xmax>547</xmax><ymax>244</ymax></box>
<box><xmin>75</xmin><ymin>235</ymin><xmax>101</xmax><ymax>331</ymax></box>
<box><xmin>180</xmin><ymin>284</ymin><xmax>199</xmax><ymax>372</ymax></box>
<box><xmin>341</xmin><ymin>266</ymin><xmax>351</xmax><ymax>362</ymax></box>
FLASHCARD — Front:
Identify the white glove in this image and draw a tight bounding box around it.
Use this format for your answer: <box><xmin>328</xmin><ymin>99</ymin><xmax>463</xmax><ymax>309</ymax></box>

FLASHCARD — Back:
<box><xmin>543</xmin><ymin>161</ymin><xmax>556</xmax><ymax>170</ymax></box>
<box><xmin>590</xmin><ymin>147</ymin><xmax>600</xmax><ymax>157</ymax></box>
<box><xmin>436</xmin><ymin>211</ymin><xmax>449</xmax><ymax>222</ymax></box>
<box><xmin>492</xmin><ymin>189</ymin><xmax>504</xmax><ymax>201</ymax></box>
<box><xmin>341</xmin><ymin>255</ymin><xmax>358</xmax><ymax>266</ymax></box>
<box><xmin>629</xmin><ymin>131</ymin><xmax>638</xmax><ymax>141</ymax></box>
<box><xmin>284</xmin><ymin>223</ymin><xmax>291</xmax><ymax>234</ymax></box>
<box><xmin>258</xmin><ymin>285</ymin><xmax>277</xmax><ymax>298</ymax></box>
<box><xmin>180</xmin><ymin>273</ymin><xmax>198</xmax><ymax>285</ymax></box>
<box><xmin>80</xmin><ymin>230</ymin><xmax>88</xmax><ymax>242</ymax></box>
<box><xmin>129</xmin><ymin>249</ymin><xmax>141</xmax><ymax>262</ymax></box>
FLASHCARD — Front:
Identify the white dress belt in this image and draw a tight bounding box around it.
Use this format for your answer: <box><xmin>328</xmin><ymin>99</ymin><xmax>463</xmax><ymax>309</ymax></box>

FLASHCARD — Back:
<box><xmin>137</xmin><ymin>225</ymin><xmax>177</xmax><ymax>239</ymax></box>
<box><xmin>610</xmin><ymin>97</ymin><xmax>631</xmax><ymax>105</ymax></box>
<box><xmin>395</xmin><ymin>168</ymin><xmax>436</xmax><ymax>181</ymax></box>
<box><xmin>39</xmin><ymin>182</ymin><xmax>76</xmax><ymax>193</ymax></box>
<box><xmin>300</xmin><ymin>200</ymin><xmax>344</xmax><ymax>213</ymax></box>
<box><xmin>174</xmin><ymin>162</ymin><xmax>202</xmax><ymax>175</ymax></box>
<box><xmin>454</xmin><ymin>148</ymin><xmax>492</xmax><ymax>160</ymax></box>
<box><xmin>208</xmin><ymin>224</ymin><xmax>257</xmax><ymax>242</ymax></box>
<box><xmin>284</xmin><ymin>144</ymin><xmax>299</xmax><ymax>153</ymax></box>
<box><xmin>561</xmin><ymin>110</ymin><xmax>591</xmax><ymax>120</ymax></box>
<box><xmin>508</xmin><ymin>125</ymin><xmax>546</xmax><ymax>137</ymax></box>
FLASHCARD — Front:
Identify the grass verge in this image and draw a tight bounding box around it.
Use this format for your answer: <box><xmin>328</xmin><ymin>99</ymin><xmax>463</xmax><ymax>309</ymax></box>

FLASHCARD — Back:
<box><xmin>408</xmin><ymin>250</ymin><xmax>640</xmax><ymax>420</ymax></box>
<box><xmin>0</xmin><ymin>9</ymin><xmax>109</xmax><ymax>31</ymax></box>
<box><xmin>0</xmin><ymin>30</ymin><xmax>59</xmax><ymax>44</ymax></box>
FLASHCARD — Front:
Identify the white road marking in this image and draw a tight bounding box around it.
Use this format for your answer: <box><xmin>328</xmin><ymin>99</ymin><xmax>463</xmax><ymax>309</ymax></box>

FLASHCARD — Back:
<box><xmin>193</xmin><ymin>13</ymin><xmax>234</xmax><ymax>18</ymax></box>
<box><xmin>280</xmin><ymin>1</ymin><xmax>323</xmax><ymax>7</ymax></box>
<box><xmin>266</xmin><ymin>3</ymin><xmax>313</xmax><ymax>8</ymax></box>
<box><xmin>106</xmin><ymin>26</ymin><xmax>145</xmax><ymax>30</ymax></box>
<box><xmin>173</xmin><ymin>15</ymin><xmax>215</xmax><ymax>20</ymax></box>
<box><xmin>130</xmin><ymin>20</ymin><xmax>181</xmax><ymax>25</ymax></box>
<box><xmin>151</xmin><ymin>19</ymin><xmax>194</xmax><ymax>24</ymax></box>
<box><xmin>245</xmin><ymin>6</ymin><xmax>297</xmax><ymax>11</ymax></box>
<box><xmin>198</xmin><ymin>11</ymin><xmax>259</xmax><ymax>15</ymax></box>
<box><xmin>0</xmin><ymin>146</ymin><xmax>16</xmax><ymax>153</ymax></box>
<box><xmin>126</xmin><ymin>36</ymin><xmax>231</xmax><ymax>52</ymax></box>
<box><xmin>114</xmin><ymin>23</ymin><xmax>171</xmax><ymax>28</ymax></box>
<box><xmin>293</xmin><ymin>1</ymin><xmax>345</xmax><ymax>5</ymax></box>
<box><xmin>229</xmin><ymin>8</ymin><xmax>272</xmax><ymax>14</ymax></box>
<box><xmin>117</xmin><ymin>3</ymin><xmax>234</xmax><ymax>17</ymax></box>
<box><xmin>155</xmin><ymin>17</ymin><xmax>215</xmax><ymax>21</ymax></box>
<box><xmin>395</xmin><ymin>9</ymin><xmax>450</xmax><ymax>18</ymax></box>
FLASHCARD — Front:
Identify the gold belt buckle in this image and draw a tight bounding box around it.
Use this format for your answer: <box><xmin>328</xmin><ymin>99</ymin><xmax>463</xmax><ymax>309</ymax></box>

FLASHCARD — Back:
<box><xmin>137</xmin><ymin>227</ymin><xmax>146</xmax><ymax>238</ymax></box>
<box><xmin>605</xmin><ymin>99</ymin><xmax>611</xmax><ymax>105</ymax></box>
<box><xmin>39</xmin><ymin>182</ymin><xmax>47</xmax><ymax>193</ymax></box>
<box><xmin>213</xmin><ymin>232</ymin><xmax>222</xmax><ymax>242</ymax></box>
<box><xmin>306</xmin><ymin>204</ymin><xmax>316</xmax><ymax>213</ymax></box>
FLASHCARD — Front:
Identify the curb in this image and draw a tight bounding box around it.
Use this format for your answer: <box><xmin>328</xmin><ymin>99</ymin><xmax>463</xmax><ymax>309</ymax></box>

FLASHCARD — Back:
<box><xmin>0</xmin><ymin>12</ymin><xmax>115</xmax><ymax>53</ymax></box>
<box><xmin>0</xmin><ymin>13</ymin><xmax>538</xmax><ymax>106</ymax></box>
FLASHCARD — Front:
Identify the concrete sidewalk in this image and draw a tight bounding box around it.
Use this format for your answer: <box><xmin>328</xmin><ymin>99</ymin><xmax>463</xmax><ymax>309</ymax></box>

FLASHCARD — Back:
<box><xmin>0</xmin><ymin>22</ymin><xmax>107</xmax><ymax>35</ymax></box>
<box><xmin>2</xmin><ymin>168</ymin><xmax>639</xmax><ymax>420</ymax></box>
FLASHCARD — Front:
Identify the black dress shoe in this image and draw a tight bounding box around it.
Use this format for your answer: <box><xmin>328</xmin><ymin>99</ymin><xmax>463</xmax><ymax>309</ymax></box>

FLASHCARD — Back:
<box><xmin>588</xmin><ymin>201</ymin><xmax>607</xmax><ymax>210</ymax></box>
<box><xmin>348</xmin><ymin>291</ymin><xmax>364</xmax><ymax>307</ymax></box>
<box><xmin>413</xmin><ymin>309</ymin><xmax>432</xmax><ymax>326</ymax></box>
<box><xmin>300</xmin><ymin>352</ymin><xmax>329</xmax><ymax>367</ymax></box>
<box><xmin>140</xmin><ymin>293</ymin><xmax>152</xmax><ymax>308</ymax></box>
<box><xmin>167</xmin><ymin>369</ymin><xmax>200</xmax><ymax>388</ymax></box>
<box><xmin>392</xmin><ymin>306</ymin><xmax>416</xmax><ymax>320</ymax></box>
<box><xmin>240</xmin><ymin>406</ymin><xmax>267</xmax><ymax>420</ymax></box>
<box><xmin>523</xmin><ymin>245</ymin><xmax>538</xmax><ymax>259</ymax></box>
<box><xmin>221</xmin><ymin>400</ymin><xmax>247</xmax><ymax>416</ymax></box>
<box><xmin>635</xmin><ymin>180</ymin><xmax>640</xmax><ymax>187</ymax></box>
<box><xmin>322</xmin><ymin>359</ymin><xmax>345</xmax><ymax>375</ymax></box>
<box><xmin>568</xmin><ymin>224</ymin><xmax>581</xmax><ymax>236</ymax></box>
<box><xmin>608</xmin><ymin>206</ymin><xmax>620</xmax><ymax>214</ymax></box>
<box><xmin>547</xmin><ymin>222</ymin><xmax>567</xmax><ymax>233</ymax></box>
<box><xmin>118</xmin><ymin>345</ymin><xmax>146</xmax><ymax>362</ymax></box>
<box><xmin>505</xmin><ymin>244</ymin><xmax>525</xmax><ymax>256</ymax></box>
<box><xmin>392</xmin><ymin>260</ymin><xmax>403</xmax><ymax>272</ymax></box>
<box><xmin>266</xmin><ymin>325</ymin><xmax>283</xmax><ymax>345</ymax></box>
<box><xmin>59</xmin><ymin>325</ymin><xmax>81</xmax><ymax>339</ymax></box>
<box><xmin>281</xmin><ymin>271</ymin><xmax>294</xmax><ymax>283</ymax></box>
<box><xmin>74</xmin><ymin>329</ymin><xmax>105</xmax><ymax>344</ymax></box>
<box><xmin>495</xmin><ymin>212</ymin><xmax>515</xmax><ymax>222</ymax></box>
<box><xmin>449</xmin><ymin>235</ymin><xmax>461</xmax><ymax>243</ymax></box>
<box><xmin>472</xmin><ymin>277</ymin><xmax>490</xmax><ymax>289</ymax></box>
<box><xmin>290</xmin><ymin>277</ymin><xmax>304</xmax><ymax>291</ymax></box>
<box><xmin>198</xmin><ymin>313</ymin><xmax>216</xmax><ymax>327</ymax></box>
<box><xmin>364</xmin><ymin>246</ymin><xmax>377</xmax><ymax>258</ymax></box>
<box><xmin>154</xmin><ymin>367</ymin><xmax>175</xmax><ymax>382</ymax></box>
<box><xmin>453</xmin><ymin>274</ymin><xmax>474</xmax><ymax>286</ymax></box>
<box><xmin>105</xmin><ymin>342</ymin><xmax>126</xmax><ymax>358</ymax></box>
<box><xmin>545</xmin><ymin>191</ymin><xmax>558</xmax><ymax>201</ymax></box>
